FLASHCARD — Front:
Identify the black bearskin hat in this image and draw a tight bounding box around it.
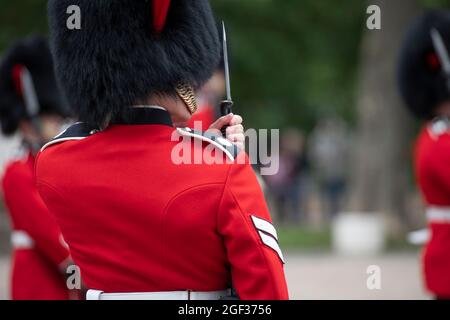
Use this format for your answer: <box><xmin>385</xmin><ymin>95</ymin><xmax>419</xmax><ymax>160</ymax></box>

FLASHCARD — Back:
<box><xmin>0</xmin><ymin>35</ymin><xmax>70</xmax><ymax>135</ymax></box>
<box><xmin>48</xmin><ymin>0</ymin><xmax>220</xmax><ymax>127</ymax></box>
<box><xmin>398</xmin><ymin>10</ymin><xmax>450</xmax><ymax>119</ymax></box>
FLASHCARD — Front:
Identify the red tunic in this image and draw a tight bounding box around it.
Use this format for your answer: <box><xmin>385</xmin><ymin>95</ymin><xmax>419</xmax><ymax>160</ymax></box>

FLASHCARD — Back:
<box><xmin>35</xmin><ymin>108</ymin><xmax>289</xmax><ymax>300</ymax></box>
<box><xmin>415</xmin><ymin>120</ymin><xmax>450</xmax><ymax>298</ymax></box>
<box><xmin>2</xmin><ymin>152</ymin><xmax>70</xmax><ymax>300</ymax></box>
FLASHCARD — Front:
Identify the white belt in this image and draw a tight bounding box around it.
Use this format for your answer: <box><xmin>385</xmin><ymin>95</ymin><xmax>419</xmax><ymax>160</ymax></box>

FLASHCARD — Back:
<box><xmin>86</xmin><ymin>289</ymin><xmax>231</xmax><ymax>300</ymax></box>
<box><xmin>427</xmin><ymin>207</ymin><xmax>450</xmax><ymax>223</ymax></box>
<box><xmin>11</xmin><ymin>231</ymin><xmax>34</xmax><ymax>249</ymax></box>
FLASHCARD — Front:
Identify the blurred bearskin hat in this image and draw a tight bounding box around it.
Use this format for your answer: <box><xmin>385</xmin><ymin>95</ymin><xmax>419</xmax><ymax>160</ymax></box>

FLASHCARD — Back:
<box><xmin>48</xmin><ymin>0</ymin><xmax>220</xmax><ymax>127</ymax></box>
<box><xmin>398</xmin><ymin>10</ymin><xmax>450</xmax><ymax>119</ymax></box>
<box><xmin>0</xmin><ymin>35</ymin><xmax>70</xmax><ymax>135</ymax></box>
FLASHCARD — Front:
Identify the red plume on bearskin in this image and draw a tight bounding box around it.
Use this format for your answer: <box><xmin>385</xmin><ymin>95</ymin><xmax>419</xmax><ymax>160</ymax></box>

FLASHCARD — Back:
<box><xmin>12</xmin><ymin>64</ymin><xmax>24</xmax><ymax>96</ymax></box>
<box><xmin>152</xmin><ymin>0</ymin><xmax>171</xmax><ymax>33</ymax></box>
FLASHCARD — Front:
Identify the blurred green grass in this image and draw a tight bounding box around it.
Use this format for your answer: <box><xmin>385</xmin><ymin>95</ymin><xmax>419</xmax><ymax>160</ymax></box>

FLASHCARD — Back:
<box><xmin>278</xmin><ymin>226</ymin><xmax>331</xmax><ymax>250</ymax></box>
<box><xmin>278</xmin><ymin>226</ymin><xmax>418</xmax><ymax>252</ymax></box>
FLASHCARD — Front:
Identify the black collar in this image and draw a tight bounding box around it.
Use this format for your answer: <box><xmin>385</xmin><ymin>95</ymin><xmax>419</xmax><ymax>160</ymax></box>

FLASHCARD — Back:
<box><xmin>111</xmin><ymin>107</ymin><xmax>173</xmax><ymax>127</ymax></box>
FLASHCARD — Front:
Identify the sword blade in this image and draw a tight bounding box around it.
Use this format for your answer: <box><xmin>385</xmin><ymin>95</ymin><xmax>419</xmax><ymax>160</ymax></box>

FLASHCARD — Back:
<box><xmin>222</xmin><ymin>21</ymin><xmax>232</xmax><ymax>101</ymax></box>
<box><xmin>431</xmin><ymin>28</ymin><xmax>450</xmax><ymax>76</ymax></box>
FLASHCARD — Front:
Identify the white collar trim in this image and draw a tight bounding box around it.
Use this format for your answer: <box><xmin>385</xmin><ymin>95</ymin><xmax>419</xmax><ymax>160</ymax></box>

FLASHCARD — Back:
<box><xmin>131</xmin><ymin>105</ymin><xmax>167</xmax><ymax>111</ymax></box>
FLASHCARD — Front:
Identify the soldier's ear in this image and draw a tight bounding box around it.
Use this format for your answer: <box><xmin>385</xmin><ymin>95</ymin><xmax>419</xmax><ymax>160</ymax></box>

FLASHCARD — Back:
<box><xmin>152</xmin><ymin>0</ymin><xmax>171</xmax><ymax>34</ymax></box>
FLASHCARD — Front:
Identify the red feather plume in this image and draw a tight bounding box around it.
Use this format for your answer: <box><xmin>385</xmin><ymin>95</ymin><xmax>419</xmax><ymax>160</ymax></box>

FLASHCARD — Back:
<box><xmin>152</xmin><ymin>0</ymin><xmax>171</xmax><ymax>33</ymax></box>
<box><xmin>12</xmin><ymin>64</ymin><xmax>24</xmax><ymax>96</ymax></box>
<box><xmin>427</xmin><ymin>52</ymin><xmax>441</xmax><ymax>71</ymax></box>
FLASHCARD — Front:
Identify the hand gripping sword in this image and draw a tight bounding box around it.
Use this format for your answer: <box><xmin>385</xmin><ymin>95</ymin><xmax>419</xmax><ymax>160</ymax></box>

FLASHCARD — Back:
<box><xmin>220</xmin><ymin>21</ymin><xmax>234</xmax><ymax>137</ymax></box>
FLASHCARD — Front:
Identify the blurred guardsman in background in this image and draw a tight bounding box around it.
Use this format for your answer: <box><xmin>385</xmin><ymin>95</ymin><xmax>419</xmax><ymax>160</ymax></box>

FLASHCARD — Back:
<box><xmin>187</xmin><ymin>62</ymin><xmax>227</xmax><ymax>130</ymax></box>
<box><xmin>37</xmin><ymin>0</ymin><xmax>288</xmax><ymax>300</ymax></box>
<box><xmin>0</xmin><ymin>36</ymin><xmax>73</xmax><ymax>300</ymax></box>
<box><xmin>398</xmin><ymin>10</ymin><xmax>450</xmax><ymax>300</ymax></box>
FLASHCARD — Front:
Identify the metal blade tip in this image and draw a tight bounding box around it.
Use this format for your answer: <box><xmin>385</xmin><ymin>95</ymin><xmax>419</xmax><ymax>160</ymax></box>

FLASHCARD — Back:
<box><xmin>222</xmin><ymin>21</ymin><xmax>227</xmax><ymax>42</ymax></box>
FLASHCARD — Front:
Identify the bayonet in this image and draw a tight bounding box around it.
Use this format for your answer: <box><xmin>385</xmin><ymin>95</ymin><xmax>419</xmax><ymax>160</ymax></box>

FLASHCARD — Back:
<box><xmin>221</xmin><ymin>21</ymin><xmax>234</xmax><ymax>117</ymax></box>
<box><xmin>19</xmin><ymin>66</ymin><xmax>42</xmax><ymax>138</ymax></box>
<box><xmin>20</xmin><ymin>67</ymin><xmax>40</xmax><ymax>119</ymax></box>
<box><xmin>431</xmin><ymin>28</ymin><xmax>450</xmax><ymax>91</ymax></box>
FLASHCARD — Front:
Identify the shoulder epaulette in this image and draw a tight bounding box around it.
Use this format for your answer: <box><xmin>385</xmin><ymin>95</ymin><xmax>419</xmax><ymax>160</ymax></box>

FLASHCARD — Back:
<box><xmin>429</xmin><ymin>117</ymin><xmax>450</xmax><ymax>139</ymax></box>
<box><xmin>40</xmin><ymin>122</ymin><xmax>99</xmax><ymax>152</ymax></box>
<box><xmin>176</xmin><ymin>127</ymin><xmax>240</xmax><ymax>161</ymax></box>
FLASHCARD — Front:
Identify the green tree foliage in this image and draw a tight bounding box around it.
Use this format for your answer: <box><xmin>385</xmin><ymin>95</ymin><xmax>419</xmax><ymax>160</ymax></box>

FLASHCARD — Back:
<box><xmin>212</xmin><ymin>0</ymin><xmax>366</xmax><ymax>130</ymax></box>
<box><xmin>1</xmin><ymin>0</ymin><xmax>450</xmax><ymax>130</ymax></box>
<box><xmin>422</xmin><ymin>0</ymin><xmax>450</xmax><ymax>8</ymax></box>
<box><xmin>0</xmin><ymin>0</ymin><xmax>366</xmax><ymax>130</ymax></box>
<box><xmin>0</xmin><ymin>0</ymin><xmax>48</xmax><ymax>48</ymax></box>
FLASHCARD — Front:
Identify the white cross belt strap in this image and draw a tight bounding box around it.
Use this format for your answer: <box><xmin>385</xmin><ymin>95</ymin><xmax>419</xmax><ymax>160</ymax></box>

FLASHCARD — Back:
<box><xmin>86</xmin><ymin>289</ymin><xmax>231</xmax><ymax>300</ymax></box>
<box><xmin>11</xmin><ymin>231</ymin><xmax>34</xmax><ymax>249</ymax></box>
<box><xmin>427</xmin><ymin>206</ymin><xmax>450</xmax><ymax>223</ymax></box>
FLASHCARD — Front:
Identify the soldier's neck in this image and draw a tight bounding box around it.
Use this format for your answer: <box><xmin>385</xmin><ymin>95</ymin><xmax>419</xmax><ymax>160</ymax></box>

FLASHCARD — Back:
<box><xmin>141</xmin><ymin>95</ymin><xmax>191</xmax><ymax>128</ymax></box>
<box><xmin>435</xmin><ymin>101</ymin><xmax>450</xmax><ymax>119</ymax></box>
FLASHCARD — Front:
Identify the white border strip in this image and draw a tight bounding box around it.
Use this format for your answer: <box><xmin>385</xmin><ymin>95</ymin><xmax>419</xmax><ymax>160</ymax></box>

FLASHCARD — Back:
<box><xmin>131</xmin><ymin>105</ymin><xmax>167</xmax><ymax>111</ymax></box>
<box><xmin>41</xmin><ymin>137</ymin><xmax>87</xmax><ymax>152</ymax></box>
<box><xmin>176</xmin><ymin>128</ymin><xmax>235</xmax><ymax>161</ymax></box>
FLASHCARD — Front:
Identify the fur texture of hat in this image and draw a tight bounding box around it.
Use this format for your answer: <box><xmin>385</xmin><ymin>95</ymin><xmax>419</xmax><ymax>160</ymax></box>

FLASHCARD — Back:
<box><xmin>48</xmin><ymin>0</ymin><xmax>220</xmax><ymax>127</ymax></box>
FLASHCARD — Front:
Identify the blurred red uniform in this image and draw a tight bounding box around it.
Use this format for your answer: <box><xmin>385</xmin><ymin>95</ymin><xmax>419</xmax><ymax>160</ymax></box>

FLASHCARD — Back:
<box><xmin>187</xmin><ymin>101</ymin><xmax>215</xmax><ymax>130</ymax></box>
<box><xmin>36</xmin><ymin>108</ymin><xmax>289</xmax><ymax>300</ymax></box>
<box><xmin>415</xmin><ymin>118</ymin><xmax>450</xmax><ymax>299</ymax></box>
<box><xmin>2</xmin><ymin>152</ymin><xmax>70</xmax><ymax>300</ymax></box>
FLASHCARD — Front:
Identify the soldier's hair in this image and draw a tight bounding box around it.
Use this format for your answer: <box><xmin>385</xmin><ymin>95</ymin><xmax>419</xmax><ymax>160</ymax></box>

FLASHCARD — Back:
<box><xmin>48</xmin><ymin>0</ymin><xmax>220</xmax><ymax>128</ymax></box>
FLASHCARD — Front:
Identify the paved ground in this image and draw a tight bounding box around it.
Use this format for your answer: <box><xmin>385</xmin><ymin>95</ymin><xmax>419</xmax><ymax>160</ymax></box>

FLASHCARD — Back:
<box><xmin>284</xmin><ymin>251</ymin><xmax>429</xmax><ymax>300</ymax></box>
<box><xmin>0</xmin><ymin>256</ymin><xmax>9</xmax><ymax>300</ymax></box>
<box><xmin>0</xmin><ymin>251</ymin><xmax>429</xmax><ymax>300</ymax></box>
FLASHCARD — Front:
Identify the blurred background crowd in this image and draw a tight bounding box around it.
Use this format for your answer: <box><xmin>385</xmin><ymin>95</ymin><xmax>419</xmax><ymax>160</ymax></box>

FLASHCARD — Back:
<box><xmin>0</xmin><ymin>0</ymin><xmax>449</xmax><ymax>299</ymax></box>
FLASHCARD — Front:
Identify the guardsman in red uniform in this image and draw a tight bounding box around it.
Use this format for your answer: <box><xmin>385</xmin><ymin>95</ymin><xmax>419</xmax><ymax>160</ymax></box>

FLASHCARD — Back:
<box><xmin>37</xmin><ymin>0</ymin><xmax>289</xmax><ymax>300</ymax></box>
<box><xmin>398</xmin><ymin>10</ymin><xmax>450</xmax><ymax>299</ymax></box>
<box><xmin>0</xmin><ymin>36</ymin><xmax>73</xmax><ymax>300</ymax></box>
